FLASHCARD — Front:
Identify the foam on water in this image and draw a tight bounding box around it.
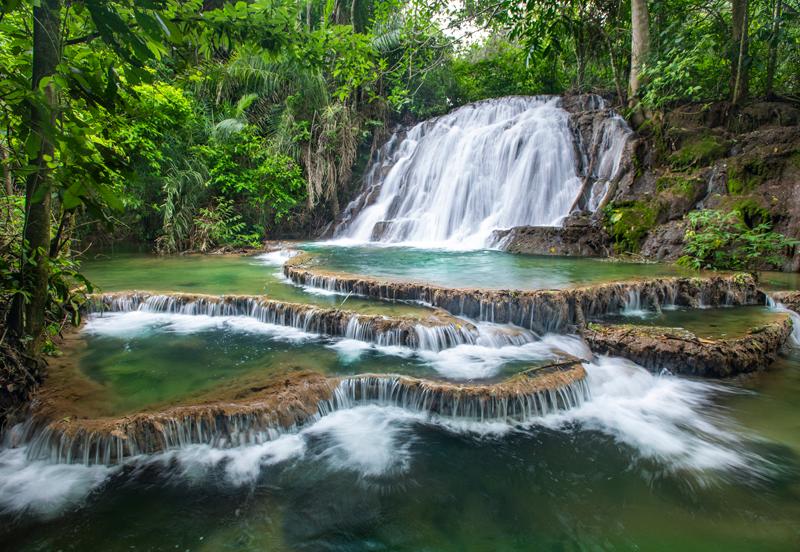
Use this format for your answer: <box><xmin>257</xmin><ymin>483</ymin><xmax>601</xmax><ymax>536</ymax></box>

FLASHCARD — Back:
<box><xmin>415</xmin><ymin>333</ymin><xmax>588</xmax><ymax>380</ymax></box>
<box><xmin>0</xmin><ymin>447</ymin><xmax>117</xmax><ymax>518</ymax></box>
<box><xmin>253</xmin><ymin>248</ymin><xmax>300</xmax><ymax>266</ymax></box>
<box><xmin>151</xmin><ymin>433</ymin><xmax>307</xmax><ymax>485</ymax></box>
<box><xmin>535</xmin><ymin>356</ymin><xmax>759</xmax><ymax>475</ymax></box>
<box><xmin>84</xmin><ymin>311</ymin><xmax>317</xmax><ymax>343</ymax></box>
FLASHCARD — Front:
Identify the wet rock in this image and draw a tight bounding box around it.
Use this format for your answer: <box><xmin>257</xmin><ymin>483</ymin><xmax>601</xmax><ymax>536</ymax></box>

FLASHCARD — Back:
<box><xmin>771</xmin><ymin>291</ymin><xmax>800</xmax><ymax>312</ymax></box>
<box><xmin>22</xmin><ymin>360</ymin><xmax>591</xmax><ymax>464</ymax></box>
<box><xmin>22</xmin><ymin>371</ymin><xmax>337</xmax><ymax>464</ymax></box>
<box><xmin>285</xmin><ymin>255</ymin><xmax>763</xmax><ymax>334</ymax></box>
<box><xmin>493</xmin><ymin>215</ymin><xmax>611</xmax><ymax>257</ymax></box>
<box><xmin>581</xmin><ymin>318</ymin><xmax>792</xmax><ymax>377</ymax></box>
<box><xmin>639</xmin><ymin>220</ymin><xmax>688</xmax><ymax>262</ymax></box>
<box><xmin>328</xmin><ymin>361</ymin><xmax>589</xmax><ymax>422</ymax></box>
<box><xmin>90</xmin><ymin>291</ymin><xmax>478</xmax><ymax>352</ymax></box>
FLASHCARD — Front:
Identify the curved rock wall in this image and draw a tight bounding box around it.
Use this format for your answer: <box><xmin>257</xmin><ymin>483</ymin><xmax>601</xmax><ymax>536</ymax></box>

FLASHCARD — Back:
<box><xmin>284</xmin><ymin>259</ymin><xmax>762</xmax><ymax>334</ymax></box>
<box><xmin>91</xmin><ymin>292</ymin><xmax>478</xmax><ymax>352</ymax></box>
<box><xmin>16</xmin><ymin>361</ymin><xmax>589</xmax><ymax>465</ymax></box>
<box><xmin>581</xmin><ymin>318</ymin><xmax>792</xmax><ymax>377</ymax></box>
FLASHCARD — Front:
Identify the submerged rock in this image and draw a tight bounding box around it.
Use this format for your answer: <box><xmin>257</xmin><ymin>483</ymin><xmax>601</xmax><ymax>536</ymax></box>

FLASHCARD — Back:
<box><xmin>581</xmin><ymin>318</ymin><xmax>792</xmax><ymax>377</ymax></box>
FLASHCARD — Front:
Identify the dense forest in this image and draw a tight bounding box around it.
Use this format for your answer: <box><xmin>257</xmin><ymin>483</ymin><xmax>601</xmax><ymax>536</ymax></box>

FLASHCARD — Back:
<box><xmin>1</xmin><ymin>0</ymin><xmax>799</xmax><ymax>375</ymax></box>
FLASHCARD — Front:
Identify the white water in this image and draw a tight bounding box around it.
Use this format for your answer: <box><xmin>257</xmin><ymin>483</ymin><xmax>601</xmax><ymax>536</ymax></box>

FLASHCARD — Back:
<box><xmin>1</xmin><ymin>351</ymin><xmax>767</xmax><ymax>517</ymax></box>
<box><xmin>334</xmin><ymin>96</ymin><xmax>631</xmax><ymax>248</ymax></box>
<box><xmin>84</xmin><ymin>311</ymin><xmax>317</xmax><ymax>343</ymax></box>
<box><xmin>766</xmin><ymin>296</ymin><xmax>800</xmax><ymax>347</ymax></box>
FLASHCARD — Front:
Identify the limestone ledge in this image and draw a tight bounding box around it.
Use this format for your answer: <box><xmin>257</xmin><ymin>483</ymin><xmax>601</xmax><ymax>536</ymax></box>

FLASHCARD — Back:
<box><xmin>581</xmin><ymin>317</ymin><xmax>793</xmax><ymax>377</ymax></box>
<box><xmin>89</xmin><ymin>291</ymin><xmax>476</xmax><ymax>351</ymax></box>
<box><xmin>19</xmin><ymin>360</ymin><xmax>588</xmax><ymax>465</ymax></box>
<box><xmin>284</xmin><ymin>254</ymin><xmax>763</xmax><ymax>334</ymax></box>
<box><xmin>771</xmin><ymin>290</ymin><xmax>800</xmax><ymax>312</ymax></box>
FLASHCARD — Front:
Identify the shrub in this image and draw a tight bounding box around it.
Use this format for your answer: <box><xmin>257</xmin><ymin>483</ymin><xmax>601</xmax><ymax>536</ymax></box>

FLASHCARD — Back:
<box><xmin>678</xmin><ymin>209</ymin><xmax>797</xmax><ymax>271</ymax></box>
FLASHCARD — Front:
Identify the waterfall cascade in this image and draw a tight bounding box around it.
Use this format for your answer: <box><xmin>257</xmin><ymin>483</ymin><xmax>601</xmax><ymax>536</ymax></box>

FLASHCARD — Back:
<box><xmin>334</xmin><ymin>95</ymin><xmax>632</xmax><ymax>248</ymax></box>
<box><xmin>92</xmin><ymin>292</ymin><xmax>483</xmax><ymax>352</ymax></box>
<box><xmin>15</xmin><ymin>363</ymin><xmax>589</xmax><ymax>465</ymax></box>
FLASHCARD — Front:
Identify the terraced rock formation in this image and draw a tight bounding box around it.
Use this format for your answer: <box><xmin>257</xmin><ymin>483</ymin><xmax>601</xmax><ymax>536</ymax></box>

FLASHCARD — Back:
<box><xmin>581</xmin><ymin>317</ymin><xmax>793</xmax><ymax>377</ymax></box>
<box><xmin>18</xmin><ymin>360</ymin><xmax>589</xmax><ymax>465</ymax></box>
<box><xmin>285</xmin><ymin>254</ymin><xmax>762</xmax><ymax>333</ymax></box>
<box><xmin>91</xmin><ymin>292</ymin><xmax>479</xmax><ymax>352</ymax></box>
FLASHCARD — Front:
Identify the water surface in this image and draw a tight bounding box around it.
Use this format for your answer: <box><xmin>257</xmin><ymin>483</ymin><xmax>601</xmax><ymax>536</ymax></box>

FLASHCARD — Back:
<box><xmin>80</xmin><ymin>252</ymin><xmax>430</xmax><ymax>317</ymax></box>
<box><xmin>4</xmin><ymin>351</ymin><xmax>800</xmax><ymax>550</ymax></box>
<box><xmin>602</xmin><ymin>305</ymin><xmax>788</xmax><ymax>339</ymax></box>
<box><xmin>305</xmin><ymin>244</ymin><xmax>696</xmax><ymax>289</ymax></box>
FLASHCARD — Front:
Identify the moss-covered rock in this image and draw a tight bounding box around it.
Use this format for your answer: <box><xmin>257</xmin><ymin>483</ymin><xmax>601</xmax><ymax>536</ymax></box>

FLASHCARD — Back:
<box><xmin>731</xmin><ymin>199</ymin><xmax>772</xmax><ymax>228</ymax></box>
<box><xmin>603</xmin><ymin>200</ymin><xmax>663</xmax><ymax>253</ymax></box>
<box><xmin>726</xmin><ymin>157</ymin><xmax>775</xmax><ymax>194</ymax></box>
<box><xmin>669</xmin><ymin>133</ymin><xmax>729</xmax><ymax>169</ymax></box>
<box><xmin>581</xmin><ymin>318</ymin><xmax>792</xmax><ymax>377</ymax></box>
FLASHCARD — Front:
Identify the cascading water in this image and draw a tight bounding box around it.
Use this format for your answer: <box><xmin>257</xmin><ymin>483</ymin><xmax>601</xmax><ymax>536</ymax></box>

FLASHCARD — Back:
<box><xmin>334</xmin><ymin>95</ymin><xmax>632</xmax><ymax>248</ymax></box>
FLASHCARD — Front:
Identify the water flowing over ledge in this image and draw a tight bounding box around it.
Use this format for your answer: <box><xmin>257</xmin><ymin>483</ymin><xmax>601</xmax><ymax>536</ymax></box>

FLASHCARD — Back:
<box><xmin>89</xmin><ymin>292</ymin><xmax>479</xmax><ymax>352</ymax></box>
<box><xmin>321</xmin><ymin>364</ymin><xmax>589</xmax><ymax>422</ymax></box>
<box><xmin>12</xmin><ymin>361</ymin><xmax>588</xmax><ymax>465</ymax></box>
<box><xmin>284</xmin><ymin>258</ymin><xmax>763</xmax><ymax>333</ymax></box>
<box><xmin>333</xmin><ymin>95</ymin><xmax>632</xmax><ymax>248</ymax></box>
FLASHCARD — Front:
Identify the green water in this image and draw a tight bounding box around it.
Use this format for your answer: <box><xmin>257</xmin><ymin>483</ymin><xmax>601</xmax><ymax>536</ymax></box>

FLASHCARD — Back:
<box><xmin>602</xmin><ymin>305</ymin><xmax>789</xmax><ymax>339</ymax></box>
<box><xmin>80</xmin><ymin>252</ymin><xmax>430</xmax><ymax>317</ymax></box>
<box><xmin>70</xmin><ymin>313</ymin><xmax>558</xmax><ymax>415</ymax></box>
<box><xmin>2</xmin><ymin>246</ymin><xmax>798</xmax><ymax>549</ymax></box>
<box><xmin>4</xmin><ymin>352</ymin><xmax>800</xmax><ymax>551</ymax></box>
<box><xmin>304</xmin><ymin>244</ymin><xmax>698</xmax><ymax>289</ymax></box>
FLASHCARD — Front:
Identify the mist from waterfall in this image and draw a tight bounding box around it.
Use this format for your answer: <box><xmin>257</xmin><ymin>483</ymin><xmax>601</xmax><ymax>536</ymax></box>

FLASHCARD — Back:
<box><xmin>334</xmin><ymin>95</ymin><xmax>630</xmax><ymax>249</ymax></box>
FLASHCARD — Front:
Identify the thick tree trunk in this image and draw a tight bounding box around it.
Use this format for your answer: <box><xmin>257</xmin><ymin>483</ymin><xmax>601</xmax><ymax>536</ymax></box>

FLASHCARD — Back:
<box><xmin>765</xmin><ymin>0</ymin><xmax>782</xmax><ymax>99</ymax></box>
<box><xmin>628</xmin><ymin>0</ymin><xmax>650</xmax><ymax>104</ymax></box>
<box><xmin>731</xmin><ymin>0</ymin><xmax>749</xmax><ymax>105</ymax></box>
<box><xmin>11</xmin><ymin>0</ymin><xmax>61</xmax><ymax>351</ymax></box>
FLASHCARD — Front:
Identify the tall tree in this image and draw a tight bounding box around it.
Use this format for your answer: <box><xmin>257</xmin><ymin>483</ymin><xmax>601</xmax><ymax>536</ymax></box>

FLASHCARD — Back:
<box><xmin>629</xmin><ymin>0</ymin><xmax>650</xmax><ymax>104</ymax></box>
<box><xmin>9</xmin><ymin>0</ymin><xmax>62</xmax><ymax>350</ymax></box>
<box><xmin>765</xmin><ymin>0</ymin><xmax>782</xmax><ymax>99</ymax></box>
<box><xmin>731</xmin><ymin>0</ymin><xmax>749</xmax><ymax>105</ymax></box>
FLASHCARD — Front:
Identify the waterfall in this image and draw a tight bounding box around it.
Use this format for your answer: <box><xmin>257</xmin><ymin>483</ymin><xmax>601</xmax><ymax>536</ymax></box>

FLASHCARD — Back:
<box><xmin>766</xmin><ymin>295</ymin><xmax>800</xmax><ymax>347</ymax></box>
<box><xmin>320</xmin><ymin>372</ymin><xmax>590</xmax><ymax>423</ymax></box>
<box><xmin>334</xmin><ymin>95</ymin><xmax>632</xmax><ymax>248</ymax></box>
<box><xmin>90</xmin><ymin>292</ymin><xmax>483</xmax><ymax>352</ymax></box>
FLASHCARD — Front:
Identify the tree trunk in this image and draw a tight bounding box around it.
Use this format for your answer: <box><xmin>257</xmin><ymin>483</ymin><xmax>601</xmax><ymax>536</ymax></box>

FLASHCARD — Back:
<box><xmin>351</xmin><ymin>0</ymin><xmax>357</xmax><ymax>30</ymax></box>
<box><xmin>765</xmin><ymin>0</ymin><xmax>782</xmax><ymax>99</ymax></box>
<box><xmin>731</xmin><ymin>0</ymin><xmax>749</xmax><ymax>105</ymax></box>
<box><xmin>628</xmin><ymin>0</ymin><xmax>650</xmax><ymax>104</ymax></box>
<box><xmin>11</xmin><ymin>0</ymin><xmax>61</xmax><ymax>352</ymax></box>
<box><xmin>1</xmin><ymin>137</ymin><xmax>11</xmax><ymax>195</ymax></box>
<box><xmin>606</xmin><ymin>36</ymin><xmax>626</xmax><ymax>104</ymax></box>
